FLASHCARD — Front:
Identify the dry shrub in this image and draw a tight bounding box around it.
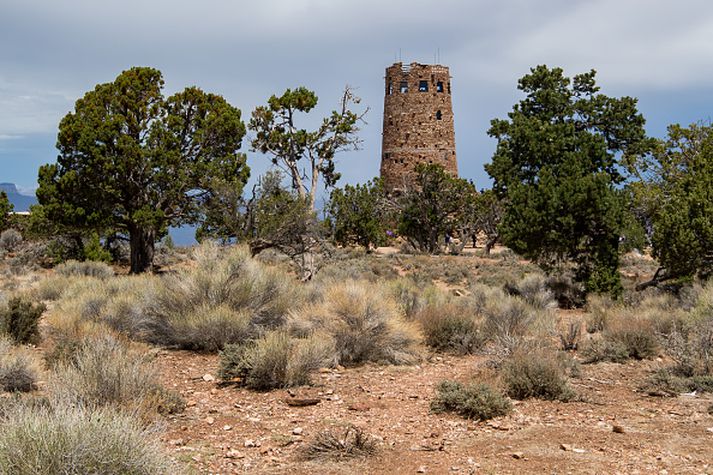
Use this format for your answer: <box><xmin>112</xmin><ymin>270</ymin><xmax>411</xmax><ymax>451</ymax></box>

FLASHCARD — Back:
<box><xmin>430</xmin><ymin>380</ymin><xmax>511</xmax><ymax>420</ymax></box>
<box><xmin>144</xmin><ymin>243</ymin><xmax>301</xmax><ymax>351</ymax></box>
<box><xmin>582</xmin><ymin>313</ymin><xmax>658</xmax><ymax>363</ymax></box>
<box><xmin>0</xmin><ymin>337</ymin><xmax>40</xmax><ymax>393</ymax></box>
<box><xmin>218</xmin><ymin>331</ymin><xmax>335</xmax><ymax>390</ymax></box>
<box><xmin>301</xmin><ymin>426</ymin><xmax>377</xmax><ymax>461</ymax></box>
<box><xmin>641</xmin><ymin>368</ymin><xmax>713</xmax><ymax>397</ymax></box>
<box><xmin>388</xmin><ymin>278</ymin><xmax>444</xmax><ymax>320</ymax></box>
<box><xmin>290</xmin><ymin>280</ymin><xmax>422</xmax><ymax>366</ymax></box>
<box><xmin>585</xmin><ymin>294</ymin><xmax>615</xmax><ymax>333</ymax></box>
<box><xmin>417</xmin><ymin>302</ymin><xmax>484</xmax><ymax>355</ymax></box>
<box><xmin>54</xmin><ymin>260</ymin><xmax>115</xmax><ymax>279</ymax></box>
<box><xmin>505</xmin><ymin>273</ymin><xmax>557</xmax><ymax>310</ymax></box>
<box><xmin>502</xmin><ymin>348</ymin><xmax>576</xmax><ymax>401</ymax></box>
<box><xmin>51</xmin><ymin>334</ymin><xmax>180</xmax><ymax>418</ymax></box>
<box><xmin>0</xmin><ymin>404</ymin><xmax>178</xmax><ymax>475</ymax></box>
<box><xmin>0</xmin><ymin>229</ymin><xmax>22</xmax><ymax>252</ymax></box>
<box><xmin>34</xmin><ymin>275</ymin><xmax>78</xmax><ymax>301</ymax></box>
<box><xmin>559</xmin><ymin>320</ymin><xmax>582</xmax><ymax>351</ymax></box>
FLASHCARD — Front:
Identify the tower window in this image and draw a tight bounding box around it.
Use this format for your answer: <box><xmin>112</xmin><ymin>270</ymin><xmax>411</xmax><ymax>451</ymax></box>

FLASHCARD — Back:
<box><xmin>436</xmin><ymin>110</ymin><xmax>442</xmax><ymax>120</ymax></box>
<box><xmin>387</xmin><ymin>81</ymin><xmax>393</xmax><ymax>95</ymax></box>
<box><xmin>399</xmin><ymin>81</ymin><xmax>408</xmax><ymax>93</ymax></box>
<box><xmin>419</xmin><ymin>80</ymin><xmax>428</xmax><ymax>92</ymax></box>
<box><xmin>447</xmin><ymin>82</ymin><xmax>451</xmax><ymax>94</ymax></box>
<box><xmin>436</xmin><ymin>81</ymin><xmax>444</xmax><ymax>92</ymax></box>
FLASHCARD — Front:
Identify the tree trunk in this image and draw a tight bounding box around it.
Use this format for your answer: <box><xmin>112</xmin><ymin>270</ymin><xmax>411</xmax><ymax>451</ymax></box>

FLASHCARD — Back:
<box><xmin>129</xmin><ymin>226</ymin><xmax>156</xmax><ymax>274</ymax></box>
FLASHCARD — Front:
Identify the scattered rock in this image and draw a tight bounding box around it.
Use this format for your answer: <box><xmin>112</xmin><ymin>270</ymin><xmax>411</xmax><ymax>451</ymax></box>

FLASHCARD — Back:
<box><xmin>244</xmin><ymin>439</ymin><xmax>256</xmax><ymax>448</ymax></box>
<box><xmin>348</xmin><ymin>402</ymin><xmax>371</xmax><ymax>412</ymax></box>
<box><xmin>612</xmin><ymin>425</ymin><xmax>625</xmax><ymax>434</ymax></box>
<box><xmin>284</xmin><ymin>397</ymin><xmax>321</xmax><ymax>407</ymax></box>
<box><xmin>223</xmin><ymin>425</ymin><xmax>232</xmax><ymax>431</ymax></box>
<box><xmin>225</xmin><ymin>449</ymin><xmax>244</xmax><ymax>459</ymax></box>
<box><xmin>202</xmin><ymin>374</ymin><xmax>215</xmax><ymax>382</ymax></box>
<box><xmin>168</xmin><ymin>438</ymin><xmax>185</xmax><ymax>447</ymax></box>
<box><xmin>292</xmin><ymin>427</ymin><xmax>303</xmax><ymax>435</ymax></box>
<box><xmin>417</xmin><ymin>466</ymin><xmax>427</xmax><ymax>473</ymax></box>
<box><xmin>205</xmin><ymin>417</ymin><xmax>215</xmax><ymax>425</ymax></box>
<box><xmin>706</xmin><ymin>427</ymin><xmax>713</xmax><ymax>434</ymax></box>
<box><xmin>511</xmin><ymin>452</ymin><xmax>525</xmax><ymax>460</ymax></box>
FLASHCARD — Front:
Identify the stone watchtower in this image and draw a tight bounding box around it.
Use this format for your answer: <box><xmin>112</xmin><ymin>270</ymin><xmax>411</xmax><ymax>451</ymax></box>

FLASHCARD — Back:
<box><xmin>380</xmin><ymin>62</ymin><xmax>458</xmax><ymax>191</ymax></box>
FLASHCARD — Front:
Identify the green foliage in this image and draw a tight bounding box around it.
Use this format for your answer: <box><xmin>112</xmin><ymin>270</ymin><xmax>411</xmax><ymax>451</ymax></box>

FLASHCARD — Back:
<box><xmin>83</xmin><ymin>233</ymin><xmax>113</xmax><ymax>263</ymax></box>
<box><xmin>430</xmin><ymin>380</ymin><xmax>512</xmax><ymax>420</ymax></box>
<box><xmin>641</xmin><ymin>123</ymin><xmax>713</xmax><ymax>281</ymax></box>
<box><xmin>0</xmin><ymin>191</ymin><xmax>12</xmax><ymax>232</ymax></box>
<box><xmin>0</xmin><ymin>297</ymin><xmax>45</xmax><ymax>344</ymax></box>
<box><xmin>328</xmin><ymin>178</ymin><xmax>389</xmax><ymax>250</ymax></box>
<box><xmin>486</xmin><ymin>65</ymin><xmax>653</xmax><ymax>296</ymax></box>
<box><xmin>37</xmin><ymin>66</ymin><xmax>249</xmax><ymax>273</ymax></box>
<box><xmin>418</xmin><ymin>303</ymin><xmax>484</xmax><ymax>355</ymax></box>
<box><xmin>249</xmin><ymin>87</ymin><xmax>366</xmax><ymax>210</ymax></box>
<box><xmin>398</xmin><ymin>164</ymin><xmax>478</xmax><ymax>254</ymax></box>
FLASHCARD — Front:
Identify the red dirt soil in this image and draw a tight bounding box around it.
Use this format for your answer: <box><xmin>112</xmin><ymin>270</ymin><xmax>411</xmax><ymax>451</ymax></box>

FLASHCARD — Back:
<box><xmin>155</xmin><ymin>350</ymin><xmax>713</xmax><ymax>474</ymax></box>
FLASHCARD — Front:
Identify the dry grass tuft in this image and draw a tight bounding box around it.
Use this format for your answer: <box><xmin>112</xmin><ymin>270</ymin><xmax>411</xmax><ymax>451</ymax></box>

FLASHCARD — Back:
<box><xmin>301</xmin><ymin>426</ymin><xmax>378</xmax><ymax>461</ymax></box>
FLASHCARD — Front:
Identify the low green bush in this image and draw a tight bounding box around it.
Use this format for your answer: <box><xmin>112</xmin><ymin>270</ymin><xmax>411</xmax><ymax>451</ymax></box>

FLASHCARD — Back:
<box><xmin>0</xmin><ymin>296</ymin><xmax>45</xmax><ymax>344</ymax></box>
<box><xmin>502</xmin><ymin>349</ymin><xmax>576</xmax><ymax>401</ymax></box>
<box><xmin>430</xmin><ymin>380</ymin><xmax>511</xmax><ymax>420</ymax></box>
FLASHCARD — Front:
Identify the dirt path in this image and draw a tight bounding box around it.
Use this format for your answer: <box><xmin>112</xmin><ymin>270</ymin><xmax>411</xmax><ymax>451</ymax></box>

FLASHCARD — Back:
<box><xmin>156</xmin><ymin>351</ymin><xmax>713</xmax><ymax>474</ymax></box>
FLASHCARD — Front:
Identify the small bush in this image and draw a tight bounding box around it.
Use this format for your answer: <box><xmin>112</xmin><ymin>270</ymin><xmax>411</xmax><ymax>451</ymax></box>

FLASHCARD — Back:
<box><xmin>301</xmin><ymin>426</ymin><xmax>377</xmax><ymax>461</ymax></box>
<box><xmin>505</xmin><ymin>274</ymin><xmax>557</xmax><ymax>310</ymax></box>
<box><xmin>0</xmin><ymin>404</ymin><xmax>177</xmax><ymax>475</ymax></box>
<box><xmin>143</xmin><ymin>243</ymin><xmax>300</xmax><ymax>351</ymax></box>
<box><xmin>0</xmin><ymin>229</ymin><xmax>22</xmax><ymax>252</ymax></box>
<box><xmin>430</xmin><ymin>380</ymin><xmax>511</xmax><ymax>420</ymax></box>
<box><xmin>34</xmin><ymin>275</ymin><xmax>76</xmax><ymax>301</ymax></box>
<box><xmin>641</xmin><ymin>369</ymin><xmax>713</xmax><ymax>397</ymax></box>
<box><xmin>582</xmin><ymin>318</ymin><xmax>658</xmax><ymax>363</ymax></box>
<box><xmin>418</xmin><ymin>303</ymin><xmax>484</xmax><ymax>355</ymax></box>
<box><xmin>0</xmin><ymin>296</ymin><xmax>45</xmax><ymax>344</ymax></box>
<box><xmin>290</xmin><ymin>280</ymin><xmax>422</xmax><ymax>366</ymax></box>
<box><xmin>218</xmin><ymin>331</ymin><xmax>335</xmax><ymax>390</ymax></box>
<box><xmin>502</xmin><ymin>349</ymin><xmax>576</xmax><ymax>401</ymax></box>
<box><xmin>545</xmin><ymin>273</ymin><xmax>586</xmax><ymax>309</ymax></box>
<box><xmin>55</xmin><ymin>260</ymin><xmax>114</xmax><ymax>279</ymax></box>
<box><xmin>51</xmin><ymin>334</ymin><xmax>173</xmax><ymax>418</ymax></box>
<box><xmin>559</xmin><ymin>321</ymin><xmax>581</xmax><ymax>351</ymax></box>
<box><xmin>0</xmin><ymin>337</ymin><xmax>40</xmax><ymax>393</ymax></box>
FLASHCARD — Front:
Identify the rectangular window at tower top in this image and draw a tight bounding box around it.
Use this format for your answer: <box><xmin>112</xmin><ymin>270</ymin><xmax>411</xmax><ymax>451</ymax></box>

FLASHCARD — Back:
<box><xmin>419</xmin><ymin>80</ymin><xmax>428</xmax><ymax>92</ymax></box>
<box><xmin>399</xmin><ymin>81</ymin><xmax>408</xmax><ymax>93</ymax></box>
<box><xmin>436</xmin><ymin>81</ymin><xmax>444</xmax><ymax>92</ymax></box>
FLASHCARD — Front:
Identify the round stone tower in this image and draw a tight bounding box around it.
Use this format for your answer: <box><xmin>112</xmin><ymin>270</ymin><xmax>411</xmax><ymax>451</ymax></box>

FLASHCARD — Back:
<box><xmin>380</xmin><ymin>62</ymin><xmax>458</xmax><ymax>191</ymax></box>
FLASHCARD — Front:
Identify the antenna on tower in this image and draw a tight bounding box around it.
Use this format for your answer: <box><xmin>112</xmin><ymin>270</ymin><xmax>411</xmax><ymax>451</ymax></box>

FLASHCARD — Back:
<box><xmin>399</xmin><ymin>48</ymin><xmax>402</xmax><ymax>62</ymax></box>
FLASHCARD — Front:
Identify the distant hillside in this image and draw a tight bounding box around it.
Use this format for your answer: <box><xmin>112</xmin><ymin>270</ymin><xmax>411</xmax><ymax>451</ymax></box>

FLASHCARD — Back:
<box><xmin>0</xmin><ymin>183</ymin><xmax>37</xmax><ymax>212</ymax></box>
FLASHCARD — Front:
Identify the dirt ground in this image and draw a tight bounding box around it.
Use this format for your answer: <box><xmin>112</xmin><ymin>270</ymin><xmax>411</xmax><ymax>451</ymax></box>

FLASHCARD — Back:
<box><xmin>156</xmin><ymin>350</ymin><xmax>713</xmax><ymax>475</ymax></box>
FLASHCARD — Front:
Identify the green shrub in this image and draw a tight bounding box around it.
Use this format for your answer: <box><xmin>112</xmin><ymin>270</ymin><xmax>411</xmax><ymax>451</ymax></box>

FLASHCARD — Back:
<box><xmin>581</xmin><ymin>337</ymin><xmax>630</xmax><ymax>363</ymax></box>
<box><xmin>219</xmin><ymin>331</ymin><xmax>335</xmax><ymax>390</ymax></box>
<box><xmin>83</xmin><ymin>234</ymin><xmax>113</xmax><ymax>263</ymax></box>
<box><xmin>301</xmin><ymin>426</ymin><xmax>377</xmax><ymax>461</ymax></box>
<box><xmin>502</xmin><ymin>349</ymin><xmax>576</xmax><ymax>401</ymax></box>
<box><xmin>505</xmin><ymin>274</ymin><xmax>557</xmax><ymax>310</ymax></box>
<box><xmin>0</xmin><ymin>296</ymin><xmax>45</xmax><ymax>344</ymax></box>
<box><xmin>642</xmin><ymin>369</ymin><xmax>713</xmax><ymax>397</ymax></box>
<box><xmin>418</xmin><ymin>303</ymin><xmax>483</xmax><ymax>354</ymax></box>
<box><xmin>582</xmin><ymin>318</ymin><xmax>658</xmax><ymax>363</ymax></box>
<box><xmin>430</xmin><ymin>380</ymin><xmax>511</xmax><ymax>420</ymax></box>
<box><xmin>0</xmin><ymin>404</ymin><xmax>177</xmax><ymax>474</ymax></box>
<box><xmin>0</xmin><ymin>337</ymin><xmax>40</xmax><ymax>393</ymax></box>
<box><xmin>55</xmin><ymin>260</ymin><xmax>114</xmax><ymax>279</ymax></box>
<box><xmin>290</xmin><ymin>280</ymin><xmax>422</xmax><ymax>366</ymax></box>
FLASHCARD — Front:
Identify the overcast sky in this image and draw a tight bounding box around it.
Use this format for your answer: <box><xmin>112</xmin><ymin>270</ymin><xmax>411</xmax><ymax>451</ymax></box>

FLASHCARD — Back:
<box><xmin>2</xmin><ymin>0</ymin><xmax>713</xmax><ymax>197</ymax></box>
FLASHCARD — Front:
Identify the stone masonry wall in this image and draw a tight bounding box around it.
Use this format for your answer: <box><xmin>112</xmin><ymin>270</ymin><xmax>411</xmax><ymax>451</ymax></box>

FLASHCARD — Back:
<box><xmin>380</xmin><ymin>62</ymin><xmax>458</xmax><ymax>191</ymax></box>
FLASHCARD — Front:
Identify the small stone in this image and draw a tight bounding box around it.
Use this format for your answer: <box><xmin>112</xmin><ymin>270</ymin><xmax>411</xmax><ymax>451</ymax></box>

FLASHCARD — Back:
<box><xmin>223</xmin><ymin>425</ymin><xmax>232</xmax><ymax>431</ymax></box>
<box><xmin>186</xmin><ymin>400</ymin><xmax>197</xmax><ymax>407</ymax></box>
<box><xmin>202</xmin><ymin>374</ymin><xmax>215</xmax><ymax>382</ymax></box>
<box><xmin>225</xmin><ymin>449</ymin><xmax>244</xmax><ymax>459</ymax></box>
<box><xmin>348</xmin><ymin>402</ymin><xmax>371</xmax><ymax>412</ymax></box>
<box><xmin>560</xmin><ymin>443</ymin><xmax>572</xmax><ymax>451</ymax></box>
<box><xmin>247</xmin><ymin>417</ymin><xmax>261</xmax><ymax>423</ymax></box>
<box><xmin>244</xmin><ymin>439</ymin><xmax>256</xmax><ymax>448</ymax></box>
<box><xmin>205</xmin><ymin>417</ymin><xmax>215</xmax><ymax>425</ymax></box>
<box><xmin>706</xmin><ymin>427</ymin><xmax>713</xmax><ymax>434</ymax></box>
<box><xmin>168</xmin><ymin>438</ymin><xmax>185</xmax><ymax>446</ymax></box>
<box><xmin>417</xmin><ymin>466</ymin><xmax>427</xmax><ymax>473</ymax></box>
<box><xmin>292</xmin><ymin>427</ymin><xmax>303</xmax><ymax>435</ymax></box>
<box><xmin>612</xmin><ymin>425</ymin><xmax>625</xmax><ymax>434</ymax></box>
<box><xmin>511</xmin><ymin>452</ymin><xmax>525</xmax><ymax>459</ymax></box>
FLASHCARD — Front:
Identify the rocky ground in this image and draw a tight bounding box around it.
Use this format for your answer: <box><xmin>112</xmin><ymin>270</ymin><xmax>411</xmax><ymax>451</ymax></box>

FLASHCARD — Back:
<box><xmin>156</xmin><ymin>350</ymin><xmax>713</xmax><ymax>475</ymax></box>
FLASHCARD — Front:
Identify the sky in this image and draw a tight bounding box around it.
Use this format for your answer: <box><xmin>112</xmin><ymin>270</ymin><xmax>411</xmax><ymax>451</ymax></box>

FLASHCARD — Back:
<box><xmin>2</xmin><ymin>0</ymin><xmax>713</xmax><ymax>199</ymax></box>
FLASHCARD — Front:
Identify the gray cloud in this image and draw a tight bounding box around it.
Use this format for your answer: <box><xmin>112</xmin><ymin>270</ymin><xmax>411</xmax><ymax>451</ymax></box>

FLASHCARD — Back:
<box><xmin>1</xmin><ymin>0</ymin><xmax>713</xmax><ymax>190</ymax></box>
